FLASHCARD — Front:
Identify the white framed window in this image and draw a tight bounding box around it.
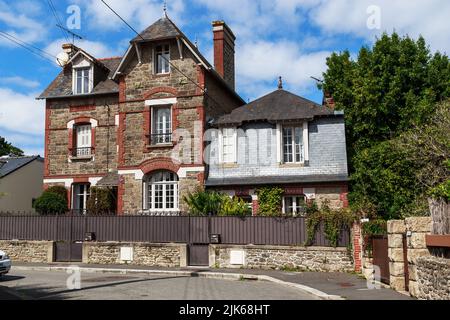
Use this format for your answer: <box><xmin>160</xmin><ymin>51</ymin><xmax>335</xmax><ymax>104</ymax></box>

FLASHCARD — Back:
<box><xmin>220</xmin><ymin>128</ymin><xmax>237</xmax><ymax>164</ymax></box>
<box><xmin>72</xmin><ymin>183</ymin><xmax>90</xmax><ymax>214</ymax></box>
<box><xmin>143</xmin><ymin>171</ymin><xmax>179</xmax><ymax>212</ymax></box>
<box><xmin>282</xmin><ymin>195</ymin><xmax>307</xmax><ymax>216</ymax></box>
<box><xmin>283</xmin><ymin>127</ymin><xmax>303</xmax><ymax>163</ymax></box>
<box><xmin>151</xmin><ymin>106</ymin><xmax>172</xmax><ymax>145</ymax></box>
<box><xmin>75</xmin><ymin>124</ymin><xmax>92</xmax><ymax>157</ymax></box>
<box><xmin>155</xmin><ymin>44</ymin><xmax>170</xmax><ymax>74</ymax></box>
<box><xmin>74</xmin><ymin>67</ymin><xmax>92</xmax><ymax>94</ymax></box>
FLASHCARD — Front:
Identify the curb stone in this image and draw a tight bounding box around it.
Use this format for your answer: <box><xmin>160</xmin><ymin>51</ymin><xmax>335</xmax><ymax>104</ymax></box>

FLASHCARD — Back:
<box><xmin>11</xmin><ymin>265</ymin><xmax>343</xmax><ymax>300</ymax></box>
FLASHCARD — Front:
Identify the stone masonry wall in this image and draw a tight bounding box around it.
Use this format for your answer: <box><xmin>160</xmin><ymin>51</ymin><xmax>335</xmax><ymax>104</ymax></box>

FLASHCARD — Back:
<box><xmin>0</xmin><ymin>240</ymin><xmax>53</xmax><ymax>263</ymax></box>
<box><xmin>210</xmin><ymin>245</ymin><xmax>353</xmax><ymax>272</ymax></box>
<box><xmin>83</xmin><ymin>242</ymin><xmax>187</xmax><ymax>268</ymax></box>
<box><xmin>415</xmin><ymin>256</ymin><xmax>450</xmax><ymax>300</ymax></box>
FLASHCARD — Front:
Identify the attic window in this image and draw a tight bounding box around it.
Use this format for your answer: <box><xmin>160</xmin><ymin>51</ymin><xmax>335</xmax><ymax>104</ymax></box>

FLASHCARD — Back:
<box><xmin>74</xmin><ymin>67</ymin><xmax>92</xmax><ymax>94</ymax></box>
<box><xmin>155</xmin><ymin>44</ymin><xmax>170</xmax><ymax>74</ymax></box>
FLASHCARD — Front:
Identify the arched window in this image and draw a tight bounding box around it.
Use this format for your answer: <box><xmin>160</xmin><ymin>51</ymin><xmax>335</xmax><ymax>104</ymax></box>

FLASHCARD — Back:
<box><xmin>143</xmin><ymin>171</ymin><xmax>179</xmax><ymax>213</ymax></box>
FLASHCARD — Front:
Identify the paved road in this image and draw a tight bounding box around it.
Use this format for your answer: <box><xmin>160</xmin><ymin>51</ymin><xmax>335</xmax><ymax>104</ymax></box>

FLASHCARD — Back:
<box><xmin>0</xmin><ymin>269</ymin><xmax>318</xmax><ymax>300</ymax></box>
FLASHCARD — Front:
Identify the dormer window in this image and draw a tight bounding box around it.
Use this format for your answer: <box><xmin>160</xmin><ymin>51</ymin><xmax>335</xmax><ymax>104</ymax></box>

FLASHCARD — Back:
<box><xmin>74</xmin><ymin>67</ymin><xmax>91</xmax><ymax>94</ymax></box>
<box><xmin>155</xmin><ymin>44</ymin><xmax>170</xmax><ymax>74</ymax></box>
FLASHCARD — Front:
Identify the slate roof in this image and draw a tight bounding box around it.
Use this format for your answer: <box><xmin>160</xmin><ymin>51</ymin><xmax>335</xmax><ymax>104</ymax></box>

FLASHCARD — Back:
<box><xmin>38</xmin><ymin>57</ymin><xmax>121</xmax><ymax>99</ymax></box>
<box><xmin>132</xmin><ymin>17</ymin><xmax>181</xmax><ymax>42</ymax></box>
<box><xmin>216</xmin><ymin>89</ymin><xmax>335</xmax><ymax>125</ymax></box>
<box><xmin>0</xmin><ymin>156</ymin><xmax>43</xmax><ymax>178</ymax></box>
<box><xmin>205</xmin><ymin>175</ymin><xmax>349</xmax><ymax>187</ymax></box>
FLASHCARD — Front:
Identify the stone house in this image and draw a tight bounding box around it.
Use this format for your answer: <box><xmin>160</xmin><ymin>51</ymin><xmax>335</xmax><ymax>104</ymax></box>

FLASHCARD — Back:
<box><xmin>0</xmin><ymin>156</ymin><xmax>44</xmax><ymax>212</ymax></box>
<box><xmin>39</xmin><ymin>15</ymin><xmax>349</xmax><ymax>216</ymax></box>
<box><xmin>39</xmin><ymin>16</ymin><xmax>243</xmax><ymax>214</ymax></box>
<box><xmin>206</xmin><ymin>85</ymin><xmax>349</xmax><ymax>215</ymax></box>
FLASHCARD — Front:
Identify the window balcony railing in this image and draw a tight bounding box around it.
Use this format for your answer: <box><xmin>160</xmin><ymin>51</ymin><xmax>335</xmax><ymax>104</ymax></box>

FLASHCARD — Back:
<box><xmin>72</xmin><ymin>147</ymin><xmax>93</xmax><ymax>158</ymax></box>
<box><xmin>149</xmin><ymin>133</ymin><xmax>172</xmax><ymax>146</ymax></box>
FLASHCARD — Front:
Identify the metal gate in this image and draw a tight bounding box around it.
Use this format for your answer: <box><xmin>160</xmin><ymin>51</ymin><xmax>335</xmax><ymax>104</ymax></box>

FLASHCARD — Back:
<box><xmin>54</xmin><ymin>215</ymin><xmax>83</xmax><ymax>262</ymax></box>
<box><xmin>188</xmin><ymin>217</ymin><xmax>210</xmax><ymax>266</ymax></box>
<box><xmin>372</xmin><ymin>235</ymin><xmax>390</xmax><ymax>284</ymax></box>
<box><xmin>55</xmin><ymin>242</ymin><xmax>83</xmax><ymax>262</ymax></box>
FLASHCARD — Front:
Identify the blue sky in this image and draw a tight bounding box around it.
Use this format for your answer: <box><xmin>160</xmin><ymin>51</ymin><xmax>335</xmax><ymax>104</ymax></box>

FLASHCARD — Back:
<box><xmin>0</xmin><ymin>0</ymin><xmax>449</xmax><ymax>156</ymax></box>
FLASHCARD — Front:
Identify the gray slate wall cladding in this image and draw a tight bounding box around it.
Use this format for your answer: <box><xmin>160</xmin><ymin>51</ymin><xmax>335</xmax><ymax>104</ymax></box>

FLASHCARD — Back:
<box><xmin>208</xmin><ymin>117</ymin><xmax>348</xmax><ymax>179</ymax></box>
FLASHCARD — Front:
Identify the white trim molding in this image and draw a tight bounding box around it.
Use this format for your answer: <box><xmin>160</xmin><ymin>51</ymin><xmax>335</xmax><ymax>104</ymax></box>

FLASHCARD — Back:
<box><xmin>67</xmin><ymin>118</ymin><xmax>98</xmax><ymax>129</ymax></box>
<box><xmin>303</xmin><ymin>121</ymin><xmax>310</xmax><ymax>163</ymax></box>
<box><xmin>303</xmin><ymin>188</ymin><xmax>316</xmax><ymax>200</ymax></box>
<box><xmin>177</xmin><ymin>166</ymin><xmax>205</xmax><ymax>178</ymax></box>
<box><xmin>145</xmin><ymin>97</ymin><xmax>177</xmax><ymax>106</ymax></box>
<box><xmin>44</xmin><ymin>178</ymin><xmax>74</xmax><ymax>188</ymax></box>
<box><xmin>89</xmin><ymin>177</ymin><xmax>103</xmax><ymax>187</ymax></box>
<box><xmin>118</xmin><ymin>169</ymin><xmax>144</xmax><ymax>181</ymax></box>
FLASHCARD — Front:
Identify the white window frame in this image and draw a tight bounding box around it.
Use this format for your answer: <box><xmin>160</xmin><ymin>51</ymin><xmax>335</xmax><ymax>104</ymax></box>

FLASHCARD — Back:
<box><xmin>143</xmin><ymin>171</ymin><xmax>179</xmax><ymax>213</ymax></box>
<box><xmin>219</xmin><ymin>127</ymin><xmax>237</xmax><ymax>164</ymax></box>
<box><xmin>282</xmin><ymin>195</ymin><xmax>307</xmax><ymax>217</ymax></box>
<box><xmin>154</xmin><ymin>44</ymin><xmax>170</xmax><ymax>74</ymax></box>
<box><xmin>277</xmin><ymin>122</ymin><xmax>309</xmax><ymax>164</ymax></box>
<box><xmin>73</xmin><ymin>66</ymin><xmax>93</xmax><ymax>95</ymax></box>
<box><xmin>75</xmin><ymin>124</ymin><xmax>92</xmax><ymax>157</ymax></box>
<box><xmin>151</xmin><ymin>106</ymin><xmax>172</xmax><ymax>145</ymax></box>
<box><xmin>72</xmin><ymin>183</ymin><xmax>90</xmax><ymax>213</ymax></box>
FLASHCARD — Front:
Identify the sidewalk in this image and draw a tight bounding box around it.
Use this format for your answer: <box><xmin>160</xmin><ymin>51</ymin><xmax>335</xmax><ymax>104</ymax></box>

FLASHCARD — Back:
<box><xmin>8</xmin><ymin>262</ymin><xmax>413</xmax><ymax>300</ymax></box>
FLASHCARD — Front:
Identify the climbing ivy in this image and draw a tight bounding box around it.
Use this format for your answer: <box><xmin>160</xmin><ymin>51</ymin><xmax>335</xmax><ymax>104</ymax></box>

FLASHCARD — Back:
<box><xmin>256</xmin><ymin>187</ymin><xmax>284</xmax><ymax>216</ymax></box>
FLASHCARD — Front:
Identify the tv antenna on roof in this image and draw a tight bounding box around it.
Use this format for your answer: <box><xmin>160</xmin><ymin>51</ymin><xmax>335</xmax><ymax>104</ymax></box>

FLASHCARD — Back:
<box><xmin>56</xmin><ymin>24</ymin><xmax>83</xmax><ymax>44</ymax></box>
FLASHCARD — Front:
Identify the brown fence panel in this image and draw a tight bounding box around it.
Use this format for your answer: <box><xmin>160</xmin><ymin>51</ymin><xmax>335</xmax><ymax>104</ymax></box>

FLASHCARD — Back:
<box><xmin>0</xmin><ymin>215</ymin><xmax>350</xmax><ymax>247</ymax></box>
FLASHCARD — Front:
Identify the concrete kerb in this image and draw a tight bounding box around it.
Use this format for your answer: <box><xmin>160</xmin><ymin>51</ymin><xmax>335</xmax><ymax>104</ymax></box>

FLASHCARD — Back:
<box><xmin>10</xmin><ymin>265</ymin><xmax>342</xmax><ymax>300</ymax></box>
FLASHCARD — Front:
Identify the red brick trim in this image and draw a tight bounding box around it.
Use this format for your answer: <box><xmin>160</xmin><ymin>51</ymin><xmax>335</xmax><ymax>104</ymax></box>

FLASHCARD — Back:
<box><xmin>117</xmin><ymin>175</ymin><xmax>125</xmax><ymax>215</ymax></box>
<box><xmin>142</xmin><ymin>107</ymin><xmax>151</xmax><ymax>152</ymax></box>
<box><xmin>44</xmin><ymin>101</ymin><xmax>51</xmax><ymax>176</ymax></box>
<box><xmin>196</xmin><ymin>65</ymin><xmax>206</xmax><ymax>95</ymax></box>
<box><xmin>118</xmin><ymin>113</ymin><xmax>126</xmax><ymax>166</ymax></box>
<box><xmin>67</xmin><ymin>188</ymin><xmax>71</xmax><ymax>209</ymax></box>
<box><xmin>69</xmin><ymin>104</ymin><xmax>96</xmax><ymax>112</ymax></box>
<box><xmin>352</xmin><ymin>223</ymin><xmax>363</xmax><ymax>272</ymax></box>
<box><xmin>139</xmin><ymin>157</ymin><xmax>181</xmax><ymax>175</ymax></box>
<box><xmin>284</xmin><ymin>187</ymin><xmax>304</xmax><ymax>195</ymax></box>
<box><xmin>73</xmin><ymin>177</ymin><xmax>90</xmax><ymax>184</ymax></box>
<box><xmin>119</xmin><ymin>76</ymin><xmax>126</xmax><ymax>103</ymax></box>
<box><xmin>196</xmin><ymin>106</ymin><xmax>205</xmax><ymax>164</ymax></box>
<box><xmin>197</xmin><ymin>172</ymin><xmax>205</xmax><ymax>185</ymax></box>
<box><xmin>143</xmin><ymin>86</ymin><xmax>178</xmax><ymax>100</ymax></box>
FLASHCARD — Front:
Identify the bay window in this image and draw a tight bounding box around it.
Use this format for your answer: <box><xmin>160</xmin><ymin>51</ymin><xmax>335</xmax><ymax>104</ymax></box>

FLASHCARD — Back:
<box><xmin>143</xmin><ymin>171</ymin><xmax>179</xmax><ymax>213</ymax></box>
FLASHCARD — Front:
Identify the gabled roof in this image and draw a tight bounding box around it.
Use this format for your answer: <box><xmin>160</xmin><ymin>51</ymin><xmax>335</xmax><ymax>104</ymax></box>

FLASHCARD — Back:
<box><xmin>132</xmin><ymin>17</ymin><xmax>181</xmax><ymax>42</ymax></box>
<box><xmin>38</xmin><ymin>57</ymin><xmax>121</xmax><ymax>99</ymax></box>
<box><xmin>216</xmin><ymin>89</ymin><xmax>336</xmax><ymax>126</ymax></box>
<box><xmin>0</xmin><ymin>156</ymin><xmax>43</xmax><ymax>178</ymax></box>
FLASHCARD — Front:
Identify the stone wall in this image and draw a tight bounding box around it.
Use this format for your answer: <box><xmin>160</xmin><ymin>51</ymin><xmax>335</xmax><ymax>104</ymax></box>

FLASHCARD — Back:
<box><xmin>0</xmin><ymin>240</ymin><xmax>53</xmax><ymax>263</ymax></box>
<box><xmin>83</xmin><ymin>242</ymin><xmax>187</xmax><ymax>268</ymax></box>
<box><xmin>415</xmin><ymin>256</ymin><xmax>450</xmax><ymax>300</ymax></box>
<box><xmin>210</xmin><ymin>244</ymin><xmax>353</xmax><ymax>272</ymax></box>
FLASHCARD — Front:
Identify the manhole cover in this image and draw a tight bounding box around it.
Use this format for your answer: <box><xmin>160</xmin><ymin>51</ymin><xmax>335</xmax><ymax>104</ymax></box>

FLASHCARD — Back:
<box><xmin>83</xmin><ymin>276</ymin><xmax>137</xmax><ymax>283</ymax></box>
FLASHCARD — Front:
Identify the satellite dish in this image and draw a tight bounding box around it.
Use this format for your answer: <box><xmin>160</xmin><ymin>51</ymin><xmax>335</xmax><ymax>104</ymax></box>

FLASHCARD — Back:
<box><xmin>56</xmin><ymin>51</ymin><xmax>70</xmax><ymax>67</ymax></box>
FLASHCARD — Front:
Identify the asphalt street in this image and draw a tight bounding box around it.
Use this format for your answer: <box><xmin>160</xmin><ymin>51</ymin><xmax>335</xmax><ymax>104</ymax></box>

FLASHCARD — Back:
<box><xmin>0</xmin><ymin>269</ymin><xmax>319</xmax><ymax>300</ymax></box>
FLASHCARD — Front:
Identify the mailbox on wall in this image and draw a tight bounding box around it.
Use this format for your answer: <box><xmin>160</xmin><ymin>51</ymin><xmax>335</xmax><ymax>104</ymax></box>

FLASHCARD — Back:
<box><xmin>210</xmin><ymin>234</ymin><xmax>221</xmax><ymax>244</ymax></box>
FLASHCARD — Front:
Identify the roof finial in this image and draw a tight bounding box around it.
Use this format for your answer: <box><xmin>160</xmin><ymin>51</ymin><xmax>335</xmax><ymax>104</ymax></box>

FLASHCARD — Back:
<box><xmin>163</xmin><ymin>0</ymin><xmax>168</xmax><ymax>18</ymax></box>
<box><xmin>278</xmin><ymin>76</ymin><xmax>283</xmax><ymax>90</ymax></box>
<box><xmin>194</xmin><ymin>35</ymin><xmax>199</xmax><ymax>49</ymax></box>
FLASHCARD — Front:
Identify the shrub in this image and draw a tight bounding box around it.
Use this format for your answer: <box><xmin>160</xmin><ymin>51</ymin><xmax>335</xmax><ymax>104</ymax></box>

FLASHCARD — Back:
<box><xmin>34</xmin><ymin>192</ymin><xmax>68</xmax><ymax>215</ymax></box>
<box><xmin>86</xmin><ymin>187</ymin><xmax>116</xmax><ymax>215</ymax></box>
<box><xmin>256</xmin><ymin>187</ymin><xmax>284</xmax><ymax>216</ymax></box>
<box><xmin>45</xmin><ymin>186</ymin><xmax>68</xmax><ymax>202</ymax></box>
<box><xmin>183</xmin><ymin>190</ymin><xmax>224</xmax><ymax>216</ymax></box>
<box><xmin>219</xmin><ymin>197</ymin><xmax>252</xmax><ymax>217</ymax></box>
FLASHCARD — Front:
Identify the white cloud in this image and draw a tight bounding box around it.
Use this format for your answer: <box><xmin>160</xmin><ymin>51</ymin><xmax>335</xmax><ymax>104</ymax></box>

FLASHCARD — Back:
<box><xmin>0</xmin><ymin>88</ymin><xmax>45</xmax><ymax>136</ymax></box>
<box><xmin>309</xmin><ymin>0</ymin><xmax>450</xmax><ymax>53</ymax></box>
<box><xmin>44</xmin><ymin>38</ymin><xmax>122</xmax><ymax>59</ymax></box>
<box><xmin>76</xmin><ymin>0</ymin><xmax>186</xmax><ymax>32</ymax></box>
<box><xmin>0</xmin><ymin>77</ymin><xmax>40</xmax><ymax>89</ymax></box>
<box><xmin>236</xmin><ymin>40</ymin><xmax>329</xmax><ymax>99</ymax></box>
<box><xmin>0</xmin><ymin>0</ymin><xmax>48</xmax><ymax>45</ymax></box>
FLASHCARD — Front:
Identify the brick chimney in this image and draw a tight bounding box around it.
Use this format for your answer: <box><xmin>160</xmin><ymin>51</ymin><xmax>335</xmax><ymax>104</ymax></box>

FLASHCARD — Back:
<box><xmin>323</xmin><ymin>92</ymin><xmax>336</xmax><ymax>109</ymax></box>
<box><xmin>212</xmin><ymin>21</ymin><xmax>236</xmax><ymax>90</ymax></box>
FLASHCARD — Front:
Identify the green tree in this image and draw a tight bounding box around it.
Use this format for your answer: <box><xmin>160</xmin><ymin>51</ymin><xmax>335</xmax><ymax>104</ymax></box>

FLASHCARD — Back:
<box><xmin>0</xmin><ymin>136</ymin><xmax>24</xmax><ymax>157</ymax></box>
<box><xmin>320</xmin><ymin>33</ymin><xmax>450</xmax><ymax>218</ymax></box>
